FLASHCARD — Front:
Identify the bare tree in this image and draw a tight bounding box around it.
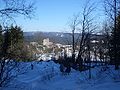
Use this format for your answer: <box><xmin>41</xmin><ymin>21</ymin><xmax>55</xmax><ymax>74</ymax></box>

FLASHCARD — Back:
<box><xmin>76</xmin><ymin>0</ymin><xmax>96</xmax><ymax>73</ymax></box>
<box><xmin>69</xmin><ymin>14</ymin><xmax>80</xmax><ymax>64</ymax></box>
<box><xmin>100</xmin><ymin>22</ymin><xmax>111</xmax><ymax>64</ymax></box>
<box><xmin>0</xmin><ymin>0</ymin><xmax>35</xmax><ymax>25</ymax></box>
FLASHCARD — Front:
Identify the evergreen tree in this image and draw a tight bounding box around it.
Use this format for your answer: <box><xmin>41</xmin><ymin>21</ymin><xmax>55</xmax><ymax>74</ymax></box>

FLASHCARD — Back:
<box><xmin>1</xmin><ymin>25</ymin><xmax>32</xmax><ymax>61</ymax></box>
<box><xmin>110</xmin><ymin>14</ymin><xmax>120</xmax><ymax>69</ymax></box>
<box><xmin>8</xmin><ymin>26</ymin><xmax>24</xmax><ymax>60</ymax></box>
<box><xmin>0</xmin><ymin>25</ymin><xmax>3</xmax><ymax>56</ymax></box>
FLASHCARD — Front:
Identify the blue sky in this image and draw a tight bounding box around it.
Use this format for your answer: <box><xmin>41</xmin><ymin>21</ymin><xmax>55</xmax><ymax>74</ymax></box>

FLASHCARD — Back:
<box><xmin>15</xmin><ymin>0</ymin><xmax>104</xmax><ymax>32</ymax></box>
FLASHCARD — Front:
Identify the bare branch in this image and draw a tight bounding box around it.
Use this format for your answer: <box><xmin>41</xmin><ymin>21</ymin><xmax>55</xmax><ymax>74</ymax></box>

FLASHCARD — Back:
<box><xmin>0</xmin><ymin>0</ymin><xmax>35</xmax><ymax>25</ymax></box>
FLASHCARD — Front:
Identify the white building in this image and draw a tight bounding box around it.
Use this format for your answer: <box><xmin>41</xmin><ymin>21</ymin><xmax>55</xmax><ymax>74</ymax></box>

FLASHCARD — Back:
<box><xmin>43</xmin><ymin>38</ymin><xmax>53</xmax><ymax>48</ymax></box>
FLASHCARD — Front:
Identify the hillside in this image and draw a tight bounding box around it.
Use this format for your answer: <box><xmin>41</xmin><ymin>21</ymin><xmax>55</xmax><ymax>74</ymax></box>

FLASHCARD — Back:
<box><xmin>1</xmin><ymin>61</ymin><xmax>120</xmax><ymax>90</ymax></box>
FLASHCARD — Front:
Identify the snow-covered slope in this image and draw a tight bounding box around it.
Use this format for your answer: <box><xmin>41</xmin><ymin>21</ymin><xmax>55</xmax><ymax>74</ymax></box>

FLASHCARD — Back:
<box><xmin>1</xmin><ymin>61</ymin><xmax>120</xmax><ymax>90</ymax></box>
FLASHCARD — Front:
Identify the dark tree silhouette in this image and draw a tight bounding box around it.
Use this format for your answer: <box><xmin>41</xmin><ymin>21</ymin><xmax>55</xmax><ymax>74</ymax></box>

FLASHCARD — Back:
<box><xmin>110</xmin><ymin>14</ymin><xmax>120</xmax><ymax>69</ymax></box>
<box><xmin>104</xmin><ymin>0</ymin><xmax>120</xmax><ymax>69</ymax></box>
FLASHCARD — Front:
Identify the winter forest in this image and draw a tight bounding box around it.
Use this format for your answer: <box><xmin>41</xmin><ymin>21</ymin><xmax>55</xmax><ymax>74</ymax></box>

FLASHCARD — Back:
<box><xmin>0</xmin><ymin>0</ymin><xmax>120</xmax><ymax>90</ymax></box>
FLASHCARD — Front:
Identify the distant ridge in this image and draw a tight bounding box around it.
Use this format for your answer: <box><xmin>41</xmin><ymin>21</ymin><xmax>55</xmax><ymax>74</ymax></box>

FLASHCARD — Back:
<box><xmin>23</xmin><ymin>31</ymin><xmax>103</xmax><ymax>45</ymax></box>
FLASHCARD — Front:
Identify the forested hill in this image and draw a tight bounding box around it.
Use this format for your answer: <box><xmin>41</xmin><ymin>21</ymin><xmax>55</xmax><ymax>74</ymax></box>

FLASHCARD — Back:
<box><xmin>24</xmin><ymin>32</ymin><xmax>78</xmax><ymax>45</ymax></box>
<box><xmin>23</xmin><ymin>32</ymin><xmax>103</xmax><ymax>45</ymax></box>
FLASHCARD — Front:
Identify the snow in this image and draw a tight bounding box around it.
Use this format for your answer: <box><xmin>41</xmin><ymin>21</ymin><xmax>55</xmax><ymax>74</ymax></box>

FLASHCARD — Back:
<box><xmin>1</xmin><ymin>61</ymin><xmax>120</xmax><ymax>90</ymax></box>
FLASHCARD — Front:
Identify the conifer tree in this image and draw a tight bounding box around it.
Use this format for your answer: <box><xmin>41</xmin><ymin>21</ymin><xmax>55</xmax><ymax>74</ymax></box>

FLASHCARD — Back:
<box><xmin>110</xmin><ymin>14</ymin><xmax>120</xmax><ymax>69</ymax></box>
<box><xmin>0</xmin><ymin>25</ymin><xmax>3</xmax><ymax>56</ymax></box>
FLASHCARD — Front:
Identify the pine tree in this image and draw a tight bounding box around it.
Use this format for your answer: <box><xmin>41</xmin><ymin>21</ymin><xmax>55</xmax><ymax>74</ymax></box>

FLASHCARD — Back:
<box><xmin>2</xmin><ymin>30</ymin><xmax>10</xmax><ymax>57</ymax></box>
<box><xmin>8</xmin><ymin>26</ymin><xmax>24</xmax><ymax>60</ymax></box>
<box><xmin>110</xmin><ymin>14</ymin><xmax>120</xmax><ymax>69</ymax></box>
<box><xmin>2</xmin><ymin>25</ymin><xmax>32</xmax><ymax>61</ymax></box>
<box><xmin>0</xmin><ymin>25</ymin><xmax>3</xmax><ymax>56</ymax></box>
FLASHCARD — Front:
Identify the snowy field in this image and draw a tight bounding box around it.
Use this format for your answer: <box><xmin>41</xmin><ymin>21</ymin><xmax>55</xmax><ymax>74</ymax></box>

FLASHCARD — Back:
<box><xmin>0</xmin><ymin>61</ymin><xmax>120</xmax><ymax>90</ymax></box>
